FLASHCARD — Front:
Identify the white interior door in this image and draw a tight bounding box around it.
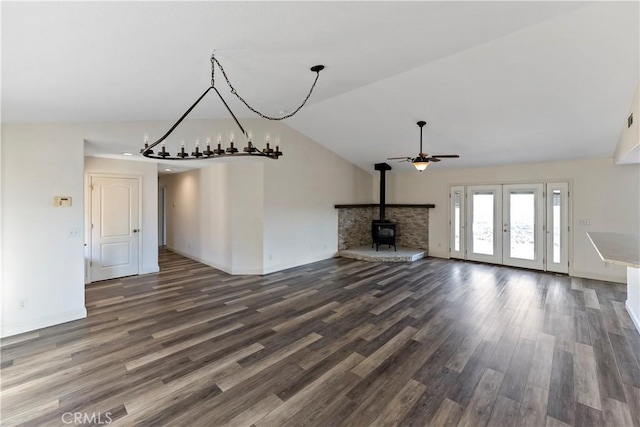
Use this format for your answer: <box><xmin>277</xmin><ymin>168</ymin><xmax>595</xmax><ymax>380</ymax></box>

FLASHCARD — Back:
<box><xmin>502</xmin><ymin>183</ymin><xmax>544</xmax><ymax>270</ymax></box>
<box><xmin>466</xmin><ymin>185</ymin><xmax>502</xmax><ymax>264</ymax></box>
<box><xmin>91</xmin><ymin>176</ymin><xmax>140</xmax><ymax>281</ymax></box>
<box><xmin>546</xmin><ymin>182</ymin><xmax>569</xmax><ymax>273</ymax></box>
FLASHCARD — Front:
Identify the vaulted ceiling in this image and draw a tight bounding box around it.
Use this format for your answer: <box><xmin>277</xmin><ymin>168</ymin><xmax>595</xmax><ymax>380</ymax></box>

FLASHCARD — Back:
<box><xmin>2</xmin><ymin>1</ymin><xmax>638</xmax><ymax>171</ymax></box>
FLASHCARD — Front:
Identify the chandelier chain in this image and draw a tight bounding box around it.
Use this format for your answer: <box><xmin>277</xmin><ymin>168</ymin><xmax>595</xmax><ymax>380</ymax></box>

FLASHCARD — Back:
<box><xmin>211</xmin><ymin>55</ymin><xmax>321</xmax><ymax>121</ymax></box>
<box><xmin>211</xmin><ymin>55</ymin><xmax>216</xmax><ymax>88</ymax></box>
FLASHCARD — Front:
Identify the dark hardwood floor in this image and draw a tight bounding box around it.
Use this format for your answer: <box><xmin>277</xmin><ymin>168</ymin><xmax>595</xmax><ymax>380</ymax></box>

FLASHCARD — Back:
<box><xmin>1</xmin><ymin>250</ymin><xmax>639</xmax><ymax>426</ymax></box>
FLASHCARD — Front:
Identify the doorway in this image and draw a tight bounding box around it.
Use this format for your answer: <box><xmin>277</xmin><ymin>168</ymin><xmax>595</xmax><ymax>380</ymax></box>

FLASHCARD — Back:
<box><xmin>89</xmin><ymin>175</ymin><xmax>141</xmax><ymax>281</ymax></box>
<box><xmin>158</xmin><ymin>185</ymin><xmax>167</xmax><ymax>247</ymax></box>
<box><xmin>450</xmin><ymin>182</ymin><xmax>569</xmax><ymax>273</ymax></box>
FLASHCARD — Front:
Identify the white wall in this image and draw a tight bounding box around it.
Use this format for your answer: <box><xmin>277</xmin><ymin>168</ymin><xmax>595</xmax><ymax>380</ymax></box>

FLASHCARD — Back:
<box><xmin>262</xmin><ymin>123</ymin><xmax>373</xmax><ymax>273</ymax></box>
<box><xmin>161</xmin><ymin>161</ymin><xmax>266</xmax><ymax>275</ymax></box>
<box><xmin>1</xmin><ymin>124</ymin><xmax>86</xmax><ymax>337</ymax></box>
<box><xmin>84</xmin><ymin>156</ymin><xmax>159</xmax><ymax>278</ymax></box>
<box><xmin>615</xmin><ymin>82</ymin><xmax>640</xmax><ymax>164</ymax></box>
<box><xmin>384</xmin><ymin>157</ymin><xmax>640</xmax><ymax>282</ymax></box>
<box><xmin>230</xmin><ymin>163</ymin><xmax>264</xmax><ymax>274</ymax></box>
<box><xmin>160</xmin><ymin>119</ymin><xmax>373</xmax><ymax>275</ymax></box>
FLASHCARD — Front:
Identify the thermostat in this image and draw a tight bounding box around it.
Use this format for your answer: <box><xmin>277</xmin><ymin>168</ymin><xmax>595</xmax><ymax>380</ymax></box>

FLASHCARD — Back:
<box><xmin>53</xmin><ymin>196</ymin><xmax>72</xmax><ymax>207</ymax></box>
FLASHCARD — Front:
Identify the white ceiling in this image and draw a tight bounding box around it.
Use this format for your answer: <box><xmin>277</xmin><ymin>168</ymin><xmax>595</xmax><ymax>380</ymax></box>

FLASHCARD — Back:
<box><xmin>2</xmin><ymin>1</ymin><xmax>638</xmax><ymax>172</ymax></box>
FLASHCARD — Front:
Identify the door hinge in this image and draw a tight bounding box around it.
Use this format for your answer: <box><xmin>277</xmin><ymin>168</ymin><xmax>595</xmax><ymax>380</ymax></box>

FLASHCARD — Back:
<box><xmin>91</xmin><ymin>223</ymin><xmax>94</xmax><ymax>229</ymax></box>
<box><xmin>90</xmin><ymin>184</ymin><xmax>94</xmax><ymax>191</ymax></box>
<box><xmin>90</xmin><ymin>261</ymin><xmax>92</xmax><ymax>267</ymax></box>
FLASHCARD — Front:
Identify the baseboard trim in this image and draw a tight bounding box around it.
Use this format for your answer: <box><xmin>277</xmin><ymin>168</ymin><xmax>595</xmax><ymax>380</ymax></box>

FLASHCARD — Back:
<box><xmin>570</xmin><ymin>269</ymin><xmax>626</xmax><ymax>283</ymax></box>
<box><xmin>166</xmin><ymin>246</ymin><xmax>233</xmax><ymax>275</ymax></box>
<box><xmin>627</xmin><ymin>300</ymin><xmax>640</xmax><ymax>333</ymax></box>
<box><xmin>140</xmin><ymin>265</ymin><xmax>160</xmax><ymax>274</ymax></box>
<box><xmin>427</xmin><ymin>250</ymin><xmax>449</xmax><ymax>259</ymax></box>
<box><xmin>1</xmin><ymin>307</ymin><xmax>87</xmax><ymax>338</ymax></box>
<box><xmin>263</xmin><ymin>252</ymin><xmax>337</xmax><ymax>275</ymax></box>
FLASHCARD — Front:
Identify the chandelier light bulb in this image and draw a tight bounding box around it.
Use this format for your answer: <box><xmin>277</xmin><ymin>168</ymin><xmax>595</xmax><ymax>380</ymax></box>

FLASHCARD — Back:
<box><xmin>195</xmin><ymin>139</ymin><xmax>200</xmax><ymax>147</ymax></box>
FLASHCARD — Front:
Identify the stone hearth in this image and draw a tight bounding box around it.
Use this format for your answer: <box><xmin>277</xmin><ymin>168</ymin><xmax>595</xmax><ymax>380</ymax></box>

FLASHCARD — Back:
<box><xmin>335</xmin><ymin>204</ymin><xmax>434</xmax><ymax>261</ymax></box>
<box><xmin>339</xmin><ymin>246</ymin><xmax>426</xmax><ymax>262</ymax></box>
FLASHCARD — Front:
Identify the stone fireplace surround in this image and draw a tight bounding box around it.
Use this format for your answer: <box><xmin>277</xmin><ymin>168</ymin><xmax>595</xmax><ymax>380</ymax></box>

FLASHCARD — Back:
<box><xmin>335</xmin><ymin>204</ymin><xmax>434</xmax><ymax>251</ymax></box>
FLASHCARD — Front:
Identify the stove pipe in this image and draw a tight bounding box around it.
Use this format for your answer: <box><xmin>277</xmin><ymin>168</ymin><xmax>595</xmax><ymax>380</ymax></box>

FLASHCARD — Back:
<box><xmin>374</xmin><ymin>163</ymin><xmax>392</xmax><ymax>221</ymax></box>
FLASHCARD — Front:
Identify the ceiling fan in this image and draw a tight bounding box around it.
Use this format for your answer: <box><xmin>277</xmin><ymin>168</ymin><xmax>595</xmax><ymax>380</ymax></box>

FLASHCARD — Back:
<box><xmin>387</xmin><ymin>121</ymin><xmax>459</xmax><ymax>171</ymax></box>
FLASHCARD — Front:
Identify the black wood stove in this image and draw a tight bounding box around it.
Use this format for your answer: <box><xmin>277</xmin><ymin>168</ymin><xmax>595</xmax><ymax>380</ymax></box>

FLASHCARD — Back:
<box><xmin>372</xmin><ymin>163</ymin><xmax>396</xmax><ymax>251</ymax></box>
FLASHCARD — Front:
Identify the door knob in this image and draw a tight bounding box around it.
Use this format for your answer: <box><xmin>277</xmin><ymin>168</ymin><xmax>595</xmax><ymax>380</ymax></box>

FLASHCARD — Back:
<box><xmin>133</xmin><ymin>229</ymin><xmax>139</xmax><ymax>233</ymax></box>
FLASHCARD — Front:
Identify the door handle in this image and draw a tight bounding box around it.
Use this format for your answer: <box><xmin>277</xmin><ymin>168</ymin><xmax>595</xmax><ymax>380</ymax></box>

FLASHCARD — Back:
<box><xmin>133</xmin><ymin>229</ymin><xmax>139</xmax><ymax>233</ymax></box>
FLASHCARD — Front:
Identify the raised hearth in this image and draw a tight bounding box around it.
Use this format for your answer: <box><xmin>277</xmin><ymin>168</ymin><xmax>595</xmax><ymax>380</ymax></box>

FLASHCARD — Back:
<box><xmin>339</xmin><ymin>246</ymin><xmax>426</xmax><ymax>262</ymax></box>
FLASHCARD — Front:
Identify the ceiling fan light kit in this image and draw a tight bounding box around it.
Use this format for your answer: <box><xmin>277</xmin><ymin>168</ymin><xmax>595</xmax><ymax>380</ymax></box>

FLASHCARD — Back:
<box><xmin>140</xmin><ymin>52</ymin><xmax>325</xmax><ymax>161</ymax></box>
<box><xmin>412</xmin><ymin>157</ymin><xmax>430</xmax><ymax>171</ymax></box>
<box><xmin>388</xmin><ymin>120</ymin><xmax>460</xmax><ymax>172</ymax></box>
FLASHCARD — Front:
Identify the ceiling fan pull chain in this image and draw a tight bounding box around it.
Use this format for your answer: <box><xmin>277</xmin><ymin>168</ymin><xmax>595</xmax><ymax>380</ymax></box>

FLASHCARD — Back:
<box><xmin>211</xmin><ymin>56</ymin><xmax>323</xmax><ymax>121</ymax></box>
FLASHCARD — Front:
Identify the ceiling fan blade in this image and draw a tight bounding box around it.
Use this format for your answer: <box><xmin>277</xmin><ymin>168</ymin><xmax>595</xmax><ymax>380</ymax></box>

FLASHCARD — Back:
<box><xmin>387</xmin><ymin>157</ymin><xmax>411</xmax><ymax>160</ymax></box>
<box><xmin>427</xmin><ymin>157</ymin><xmax>442</xmax><ymax>162</ymax></box>
<box><xmin>430</xmin><ymin>154</ymin><xmax>460</xmax><ymax>158</ymax></box>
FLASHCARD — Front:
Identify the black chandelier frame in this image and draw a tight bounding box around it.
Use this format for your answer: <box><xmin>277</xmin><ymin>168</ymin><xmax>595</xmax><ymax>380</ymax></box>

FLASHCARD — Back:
<box><xmin>141</xmin><ymin>53</ymin><xmax>324</xmax><ymax>161</ymax></box>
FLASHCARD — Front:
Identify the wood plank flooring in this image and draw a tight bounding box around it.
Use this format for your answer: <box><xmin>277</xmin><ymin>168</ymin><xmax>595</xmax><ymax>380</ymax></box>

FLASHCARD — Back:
<box><xmin>2</xmin><ymin>250</ymin><xmax>639</xmax><ymax>426</ymax></box>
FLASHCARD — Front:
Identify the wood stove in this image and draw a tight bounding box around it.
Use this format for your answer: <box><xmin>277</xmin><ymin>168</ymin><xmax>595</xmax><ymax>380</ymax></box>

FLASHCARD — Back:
<box><xmin>372</xmin><ymin>221</ymin><xmax>396</xmax><ymax>251</ymax></box>
<box><xmin>371</xmin><ymin>163</ymin><xmax>396</xmax><ymax>251</ymax></box>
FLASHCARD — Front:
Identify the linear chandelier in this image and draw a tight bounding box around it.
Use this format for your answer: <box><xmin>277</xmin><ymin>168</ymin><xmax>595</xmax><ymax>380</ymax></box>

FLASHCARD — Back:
<box><xmin>141</xmin><ymin>52</ymin><xmax>324</xmax><ymax>160</ymax></box>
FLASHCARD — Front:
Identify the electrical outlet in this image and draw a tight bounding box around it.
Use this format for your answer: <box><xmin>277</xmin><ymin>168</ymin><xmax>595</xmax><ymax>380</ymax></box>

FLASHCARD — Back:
<box><xmin>68</xmin><ymin>227</ymin><xmax>81</xmax><ymax>238</ymax></box>
<box><xmin>268</xmin><ymin>254</ymin><xmax>273</xmax><ymax>261</ymax></box>
<box><xmin>18</xmin><ymin>299</ymin><xmax>28</xmax><ymax>310</ymax></box>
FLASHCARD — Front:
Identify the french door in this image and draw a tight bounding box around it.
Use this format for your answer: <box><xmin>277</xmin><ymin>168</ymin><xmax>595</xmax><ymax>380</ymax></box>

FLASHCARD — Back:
<box><xmin>502</xmin><ymin>183</ymin><xmax>544</xmax><ymax>270</ymax></box>
<box><xmin>450</xmin><ymin>182</ymin><xmax>569</xmax><ymax>273</ymax></box>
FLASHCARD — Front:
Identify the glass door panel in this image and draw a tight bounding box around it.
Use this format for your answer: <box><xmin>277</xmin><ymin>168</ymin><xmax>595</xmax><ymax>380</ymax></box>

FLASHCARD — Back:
<box><xmin>546</xmin><ymin>182</ymin><xmax>569</xmax><ymax>273</ymax></box>
<box><xmin>502</xmin><ymin>184</ymin><xmax>544</xmax><ymax>269</ymax></box>
<box><xmin>467</xmin><ymin>185</ymin><xmax>502</xmax><ymax>264</ymax></box>
<box><xmin>450</xmin><ymin>186</ymin><xmax>465</xmax><ymax>259</ymax></box>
